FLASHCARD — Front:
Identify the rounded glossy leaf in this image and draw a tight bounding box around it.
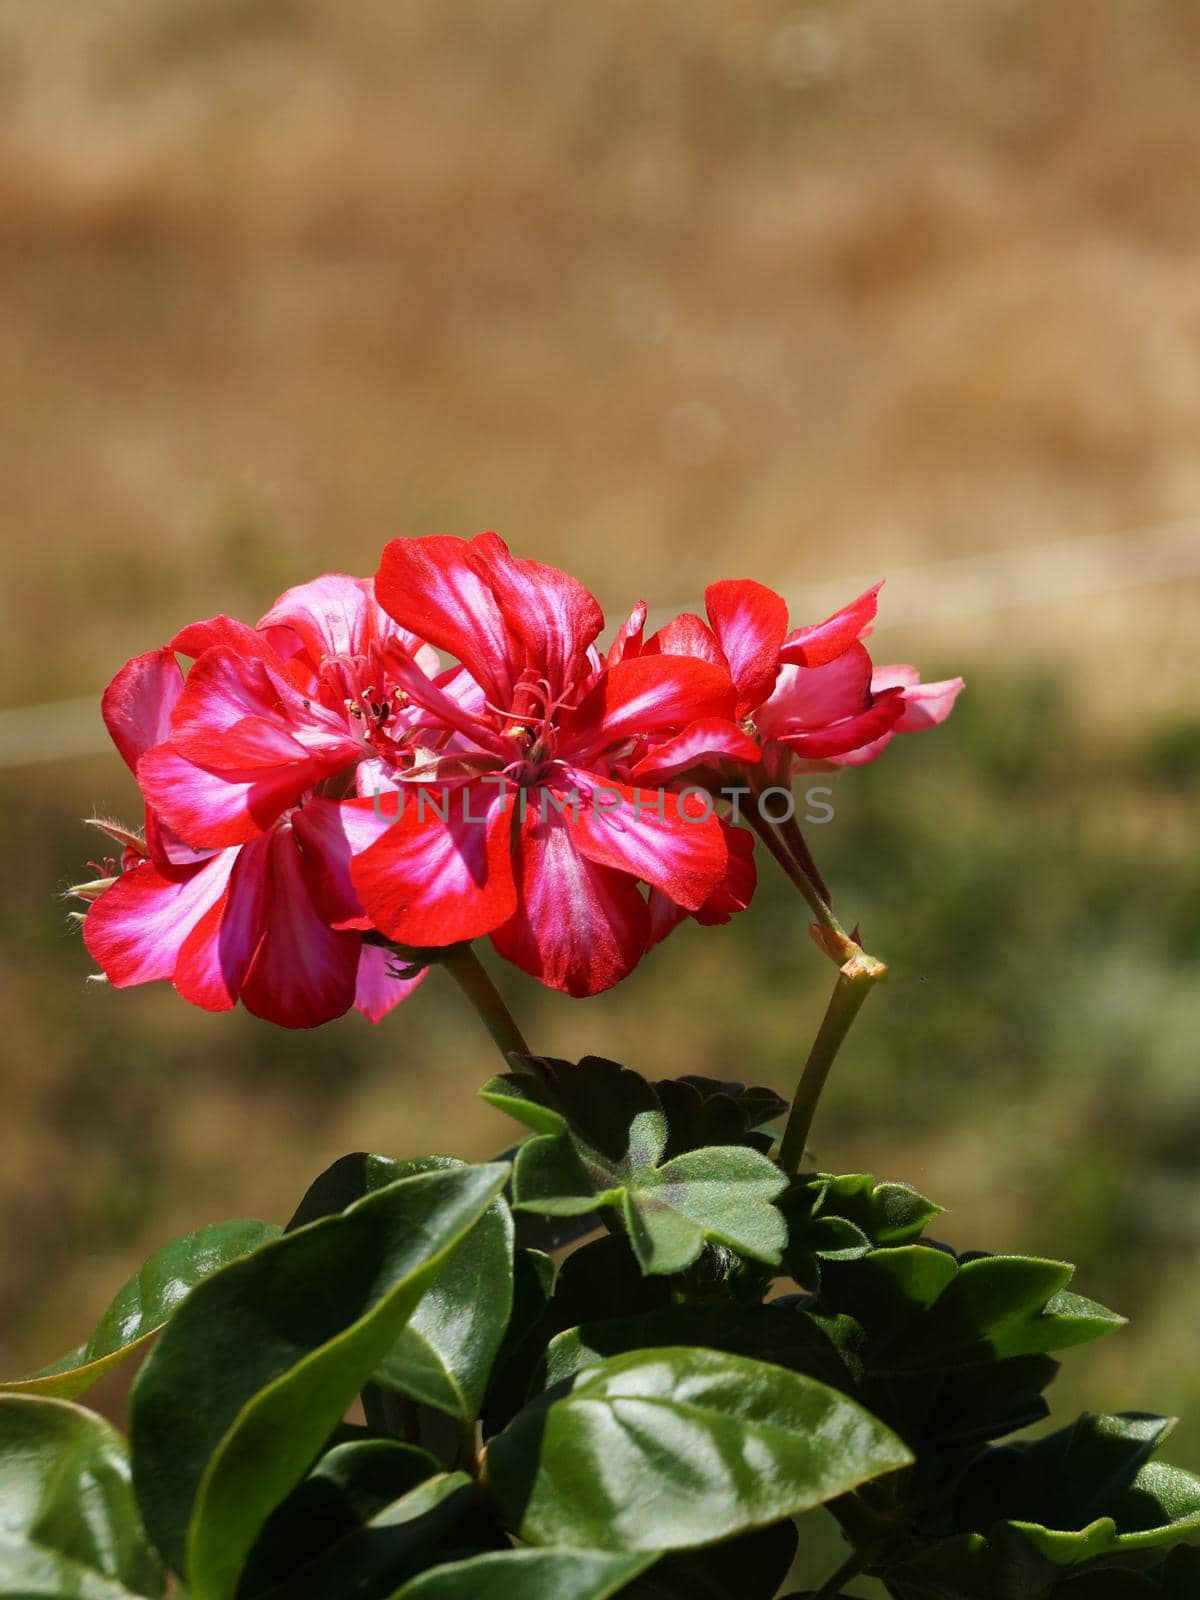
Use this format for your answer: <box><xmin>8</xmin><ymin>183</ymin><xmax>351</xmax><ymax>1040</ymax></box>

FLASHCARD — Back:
<box><xmin>131</xmin><ymin>1162</ymin><xmax>508</xmax><ymax>1600</ymax></box>
<box><xmin>287</xmin><ymin>1153</ymin><xmax>515</xmax><ymax>1424</ymax></box>
<box><xmin>484</xmin><ymin>1346</ymin><xmax>911</xmax><ymax>1552</ymax></box>
<box><xmin>242</xmin><ymin>1464</ymin><xmax>478</xmax><ymax>1600</ymax></box>
<box><xmin>0</xmin><ymin>1393</ymin><xmax>164</xmax><ymax>1598</ymax></box>
<box><xmin>619</xmin><ymin>1521</ymin><xmax>799</xmax><ymax>1599</ymax></box>
<box><xmin>390</xmin><ymin>1549</ymin><xmax>655</xmax><ymax>1599</ymax></box>
<box><xmin>370</xmin><ymin>1161</ymin><xmax>514</xmax><ymax>1423</ymax></box>
<box><xmin>238</xmin><ymin>1438</ymin><xmax>443</xmax><ymax>1598</ymax></box>
<box><xmin>1</xmin><ymin>1220</ymin><xmax>279</xmax><ymax>1400</ymax></box>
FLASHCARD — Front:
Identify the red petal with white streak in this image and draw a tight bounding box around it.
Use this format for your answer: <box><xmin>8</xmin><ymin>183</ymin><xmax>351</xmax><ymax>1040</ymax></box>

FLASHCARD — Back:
<box><xmin>559</xmin><ymin>656</ymin><xmax>736</xmax><ymax>757</ymax></box>
<box><xmin>101</xmin><ymin>650</ymin><xmax>184</xmax><ymax>774</ymax></box>
<box><xmin>490</xmin><ymin>807</ymin><xmax>648</xmax><ymax>996</ymax></box>
<box><xmin>239</xmin><ymin>826</ymin><xmax>362</xmax><ymax>1028</ymax></box>
<box><xmin>83</xmin><ymin>849</ymin><xmax>237</xmax><ymax>988</ymax></box>
<box><xmin>350</xmin><ymin>780</ymin><xmax>518</xmax><ymax>947</ymax></box>
<box><xmin>170</xmin><ymin>649</ymin><xmax>356</xmax><ymax>768</ymax></box>
<box><xmin>704</xmin><ymin>579</ymin><xmax>789</xmax><ymax>716</ymax></box>
<box><xmin>375</xmin><ymin>535</ymin><xmax>520</xmax><ymax>707</ymax></box>
<box><xmin>779</xmin><ymin>584</ymin><xmax>882</xmax><ymax>669</ymax></box>
<box><xmin>631</xmin><ymin>718</ymin><xmax>761</xmax><ymax>784</ymax></box>
<box><xmin>468</xmin><ymin>532</ymin><xmax>604</xmax><ymax>699</ymax></box>
<box><xmin>567</xmin><ymin>776</ymin><xmax>727</xmax><ymax>912</ymax></box>
<box><xmin>137</xmin><ymin>745</ymin><xmax>314</xmax><ymax>848</ymax></box>
<box><xmin>173</xmin><ymin>834</ymin><xmax>271</xmax><ymax>1011</ymax></box>
<box><xmin>170</xmin><ymin>615</ymin><xmax>289</xmax><ymax>670</ymax></box>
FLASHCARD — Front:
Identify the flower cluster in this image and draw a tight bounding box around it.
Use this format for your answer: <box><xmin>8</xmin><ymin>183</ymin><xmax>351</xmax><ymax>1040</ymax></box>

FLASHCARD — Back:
<box><xmin>79</xmin><ymin>535</ymin><xmax>961</xmax><ymax>1026</ymax></box>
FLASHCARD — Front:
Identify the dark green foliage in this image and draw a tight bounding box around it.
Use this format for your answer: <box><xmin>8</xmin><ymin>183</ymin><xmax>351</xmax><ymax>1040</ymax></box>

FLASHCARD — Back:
<box><xmin>3</xmin><ymin>1062</ymin><xmax>1197</xmax><ymax>1600</ymax></box>
<box><xmin>481</xmin><ymin>1057</ymin><xmax>790</xmax><ymax>1274</ymax></box>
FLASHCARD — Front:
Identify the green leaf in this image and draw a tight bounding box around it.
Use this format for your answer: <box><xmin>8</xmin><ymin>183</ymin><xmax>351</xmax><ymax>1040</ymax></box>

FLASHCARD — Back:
<box><xmin>287</xmin><ymin>1152</ymin><xmax>515</xmax><ymax>1424</ymax></box>
<box><xmin>479</xmin><ymin>1247</ymin><xmax>555</xmax><ymax>1435</ymax></box>
<box><xmin>0</xmin><ymin>1220</ymin><xmax>279</xmax><ymax>1400</ymax></box>
<box><xmin>887</xmin><ymin>1415</ymin><xmax>1200</xmax><ymax>1596</ymax></box>
<box><xmin>815</xmin><ymin>1247</ymin><xmax>1123</xmax><ymax>1374</ymax></box>
<box><xmin>782</xmin><ymin>1173</ymin><xmax>941</xmax><ymax>1285</ymax></box>
<box><xmin>617</xmin><ymin>1520</ymin><xmax>799</xmax><ymax>1598</ymax></box>
<box><xmin>481</xmin><ymin>1061</ymin><xmax>787</xmax><ymax>1275</ymax></box>
<box><xmin>285</xmin><ymin>1153</ymin><xmax>415</xmax><ymax>1232</ymax></box>
<box><xmin>0</xmin><ymin>1394</ymin><xmax>165</xmax><ymax>1598</ymax></box>
<box><xmin>885</xmin><ymin>1255</ymin><xmax>1126</xmax><ymax>1372</ymax></box>
<box><xmin>238</xmin><ymin>1449</ymin><xmax>482</xmax><ymax>1600</ymax></box>
<box><xmin>389</xmin><ymin>1548</ymin><xmax>656</xmax><ymax>1599</ymax></box>
<box><xmin>484</xmin><ymin>1346</ymin><xmax>912</xmax><ymax>1552</ymax></box>
<box><xmin>649</xmin><ymin>1076</ymin><xmax>787</xmax><ymax>1159</ymax></box>
<box><xmin>130</xmin><ymin>1162</ymin><xmax>508</xmax><ymax>1600</ymax></box>
<box><xmin>237</xmin><ymin>1438</ymin><xmax>442</xmax><ymax>1597</ymax></box>
<box><xmin>958</xmin><ymin>1413</ymin><xmax>1200</xmax><ymax>1565</ymax></box>
<box><xmin>540</xmin><ymin>1303</ymin><xmax>850</xmax><ymax>1393</ymax></box>
<box><xmin>372</xmin><ymin>1165</ymin><xmax>514</xmax><ymax>1423</ymax></box>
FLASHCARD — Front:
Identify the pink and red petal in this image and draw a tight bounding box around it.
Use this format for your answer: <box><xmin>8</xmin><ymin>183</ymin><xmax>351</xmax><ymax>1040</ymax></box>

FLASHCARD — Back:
<box><xmin>777</xmin><ymin>688</ymin><xmax>906</xmax><ymax>759</ymax></box>
<box><xmin>239</xmin><ymin>826</ymin><xmax>362</xmax><ymax>1028</ymax></box>
<box><xmin>630</xmin><ymin>718</ymin><xmax>761</xmax><ymax>784</ymax></box>
<box><xmin>257</xmin><ymin>574</ymin><xmax>377</xmax><ymax>664</ymax></box>
<box><xmin>491</xmin><ymin>808</ymin><xmax>649</xmax><ymax>997</ymax></box>
<box><xmin>101</xmin><ymin>650</ymin><xmax>184</xmax><ymax>774</ymax></box>
<box><xmin>290</xmin><ymin>794</ymin><xmax>387</xmax><ymax>929</ymax></box>
<box><xmin>137</xmin><ymin>745</ymin><xmax>315</xmax><ymax>848</ymax></box>
<box><xmin>757</xmin><ymin>644</ymin><xmax>875</xmax><ymax>741</ymax></box>
<box><xmin>350</xmin><ymin>779</ymin><xmax>518</xmax><ymax>948</ymax></box>
<box><xmin>873</xmin><ymin>667</ymin><xmax>965</xmax><ymax>732</ymax></box>
<box><xmin>170</xmin><ymin>649</ymin><xmax>355</xmax><ymax>769</ymax></box>
<box><xmin>173</xmin><ymin>834</ymin><xmax>271</xmax><ymax>1012</ymax></box>
<box><xmin>566</xmin><ymin>776</ymin><xmax>727</xmax><ymax>913</ymax></box>
<box><xmin>559</xmin><ymin>655</ymin><xmax>736</xmax><ymax>756</ymax></box>
<box><xmin>780</xmin><ymin>584</ymin><xmax>882</xmax><ymax>669</ymax></box>
<box><xmin>354</xmin><ymin>942</ymin><xmax>427</xmax><ymax>1023</ymax></box>
<box><xmin>375</xmin><ymin>535</ymin><xmax>521</xmax><ymax>708</ymax></box>
<box><xmin>704</xmin><ymin>579</ymin><xmax>789</xmax><ymax>716</ymax></box>
<box><xmin>83</xmin><ymin>849</ymin><xmax>237</xmax><ymax>989</ymax></box>
<box><xmin>467</xmin><ymin>531</ymin><xmax>604</xmax><ymax>700</ymax></box>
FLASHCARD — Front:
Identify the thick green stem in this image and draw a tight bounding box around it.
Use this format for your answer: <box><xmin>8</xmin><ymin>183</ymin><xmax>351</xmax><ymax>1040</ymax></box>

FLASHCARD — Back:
<box><xmin>740</xmin><ymin>770</ymin><xmax>887</xmax><ymax>1168</ymax></box>
<box><xmin>440</xmin><ymin>942</ymin><xmax>531</xmax><ymax>1064</ymax></box>
<box><xmin>778</xmin><ymin>956</ymin><xmax>885</xmax><ymax>1175</ymax></box>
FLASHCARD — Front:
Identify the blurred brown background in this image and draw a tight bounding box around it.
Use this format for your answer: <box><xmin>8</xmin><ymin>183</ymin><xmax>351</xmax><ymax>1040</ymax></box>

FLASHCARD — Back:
<box><xmin>2</xmin><ymin>0</ymin><xmax>1199</xmax><ymax>1581</ymax></box>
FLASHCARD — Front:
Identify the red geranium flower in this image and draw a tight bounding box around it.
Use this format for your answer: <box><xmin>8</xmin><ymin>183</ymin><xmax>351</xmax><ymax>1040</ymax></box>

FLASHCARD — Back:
<box><xmin>606</xmin><ymin>578</ymin><xmax>961</xmax><ymax>942</ymax></box>
<box><xmin>349</xmin><ymin>534</ymin><xmax>751</xmax><ymax>996</ymax></box>
<box><xmin>81</xmin><ymin>577</ymin><xmax>440</xmax><ymax>1027</ymax></box>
